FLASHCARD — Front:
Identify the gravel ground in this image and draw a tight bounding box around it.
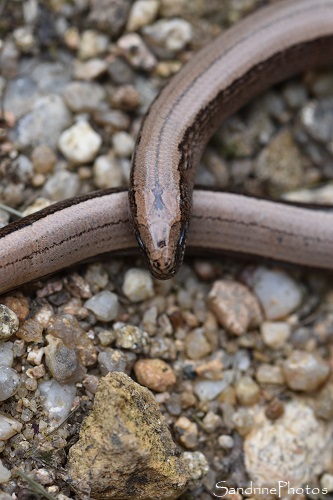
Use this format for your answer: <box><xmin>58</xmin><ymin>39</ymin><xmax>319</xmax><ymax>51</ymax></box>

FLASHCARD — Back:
<box><xmin>1</xmin><ymin>0</ymin><xmax>333</xmax><ymax>499</ymax></box>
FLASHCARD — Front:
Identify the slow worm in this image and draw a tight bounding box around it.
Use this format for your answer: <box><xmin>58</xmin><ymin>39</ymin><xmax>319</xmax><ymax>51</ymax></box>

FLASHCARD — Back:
<box><xmin>0</xmin><ymin>0</ymin><xmax>333</xmax><ymax>294</ymax></box>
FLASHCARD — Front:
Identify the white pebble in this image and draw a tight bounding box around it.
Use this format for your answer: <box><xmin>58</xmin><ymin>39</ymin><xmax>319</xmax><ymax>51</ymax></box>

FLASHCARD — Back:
<box><xmin>58</xmin><ymin>121</ymin><xmax>102</xmax><ymax>164</ymax></box>
<box><xmin>142</xmin><ymin>18</ymin><xmax>193</xmax><ymax>53</ymax></box>
<box><xmin>0</xmin><ymin>414</ymin><xmax>22</xmax><ymax>440</ymax></box>
<box><xmin>246</xmin><ymin>267</ymin><xmax>302</xmax><ymax>320</ymax></box>
<box><xmin>85</xmin><ymin>290</ymin><xmax>119</xmax><ymax>322</ymax></box>
<box><xmin>218</xmin><ymin>435</ymin><xmax>234</xmax><ymax>449</ymax></box>
<box><xmin>122</xmin><ymin>268</ymin><xmax>154</xmax><ymax>302</ymax></box>
<box><xmin>112</xmin><ymin>131</ymin><xmax>135</xmax><ymax>157</ymax></box>
<box><xmin>93</xmin><ymin>154</ymin><xmax>123</xmax><ymax>188</ymax></box>
<box><xmin>0</xmin><ymin>367</ymin><xmax>20</xmax><ymax>401</ymax></box>
<box><xmin>0</xmin><ymin>460</ymin><xmax>11</xmax><ymax>483</ymax></box>
<box><xmin>127</xmin><ymin>0</ymin><xmax>159</xmax><ymax>31</ymax></box>
<box><xmin>39</xmin><ymin>379</ymin><xmax>76</xmax><ymax>425</ymax></box>
<box><xmin>193</xmin><ymin>371</ymin><xmax>234</xmax><ymax>401</ymax></box>
<box><xmin>261</xmin><ymin>321</ymin><xmax>291</xmax><ymax>349</ymax></box>
<box><xmin>43</xmin><ymin>171</ymin><xmax>81</xmax><ymax>201</ymax></box>
<box><xmin>321</xmin><ymin>473</ymin><xmax>333</xmax><ymax>492</ymax></box>
<box><xmin>79</xmin><ymin>30</ymin><xmax>109</xmax><ymax>60</ymax></box>
<box><xmin>0</xmin><ymin>342</ymin><xmax>14</xmax><ymax>367</ymax></box>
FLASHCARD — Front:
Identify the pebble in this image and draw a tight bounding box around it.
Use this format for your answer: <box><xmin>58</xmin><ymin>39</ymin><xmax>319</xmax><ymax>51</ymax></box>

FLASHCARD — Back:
<box><xmin>0</xmin><ymin>366</ymin><xmax>20</xmax><ymax>401</ymax></box>
<box><xmin>93</xmin><ymin>108</ymin><xmax>130</xmax><ymax>131</ymax></box>
<box><xmin>0</xmin><ymin>414</ymin><xmax>22</xmax><ymax>441</ymax></box>
<box><xmin>244</xmin><ymin>400</ymin><xmax>333</xmax><ymax>488</ymax></box>
<box><xmin>235</xmin><ymin>376</ymin><xmax>260</xmax><ymax>406</ymax></box>
<box><xmin>0</xmin><ymin>342</ymin><xmax>13</xmax><ymax>367</ymax></box>
<box><xmin>185</xmin><ymin>328</ymin><xmax>212</xmax><ymax>360</ymax></box>
<box><xmin>283</xmin><ymin>351</ymin><xmax>330</xmax><ymax>392</ymax></box>
<box><xmin>110</xmin><ymin>84</ymin><xmax>141</xmax><ymax>110</ymax></box>
<box><xmin>16</xmin><ymin>317</ymin><xmax>44</xmax><ymax>343</ymax></box>
<box><xmin>202</xmin><ymin>411</ymin><xmax>222</xmax><ymax>433</ymax></box>
<box><xmin>44</xmin><ymin>335</ymin><xmax>86</xmax><ymax>384</ymax></box>
<box><xmin>255</xmin><ymin>364</ymin><xmax>285</xmax><ymax>385</ymax></box>
<box><xmin>43</xmin><ymin>171</ymin><xmax>81</xmax><ymax>201</ymax></box>
<box><xmin>92</xmin><ymin>153</ymin><xmax>124</xmax><ymax>188</ymax></box>
<box><xmin>68</xmin><ymin>372</ymin><xmax>190</xmax><ymax>499</ymax></box>
<box><xmin>59</xmin><ymin>121</ymin><xmax>102</xmax><ymax>164</ymax></box>
<box><xmin>62</xmin><ymin>81</ymin><xmax>106</xmax><ymax>112</ymax></box>
<box><xmin>11</xmin><ymin>94</ymin><xmax>72</xmax><ymax>149</ymax></box>
<box><xmin>182</xmin><ymin>451</ymin><xmax>209</xmax><ymax>484</ymax></box>
<box><xmin>283</xmin><ymin>82</ymin><xmax>308</xmax><ymax>109</ymax></box>
<box><xmin>126</xmin><ymin>0</ymin><xmax>159</xmax><ymax>31</ymax></box>
<box><xmin>255</xmin><ymin>129</ymin><xmax>303</xmax><ymax>194</ymax></box>
<box><xmin>208</xmin><ymin>280</ymin><xmax>262</xmax><ymax>335</ymax></box>
<box><xmin>265</xmin><ymin>398</ymin><xmax>285</xmax><ymax>420</ymax></box>
<box><xmin>4</xmin><ymin>75</ymin><xmax>39</xmax><ymax>119</ymax></box>
<box><xmin>84</xmin><ymin>263</ymin><xmax>109</xmax><ymax>292</ymax></box>
<box><xmin>142</xmin><ymin>18</ymin><xmax>193</xmax><ymax>56</ymax></box>
<box><xmin>107</xmin><ymin>56</ymin><xmax>134</xmax><ymax>85</ymax></box>
<box><xmin>194</xmin><ymin>370</ymin><xmax>234</xmax><ymax>402</ymax></box>
<box><xmin>114</xmin><ymin>323</ymin><xmax>150</xmax><ymax>353</ymax></box>
<box><xmin>261</xmin><ymin>321</ymin><xmax>291</xmax><ymax>349</ymax></box>
<box><xmin>134</xmin><ymin>358</ymin><xmax>176</xmax><ymax>392</ymax></box>
<box><xmin>98</xmin><ymin>349</ymin><xmax>128</xmax><ymax>376</ymax></box>
<box><xmin>218</xmin><ymin>435</ymin><xmax>234</xmax><ymax>449</ymax></box>
<box><xmin>232</xmin><ymin>408</ymin><xmax>254</xmax><ymax>436</ymax></box>
<box><xmin>31</xmin><ymin>144</ymin><xmax>57</xmax><ymax>174</ymax></box>
<box><xmin>117</xmin><ymin>33</ymin><xmax>157</xmax><ymax>71</ymax></box>
<box><xmin>300</xmin><ymin>97</ymin><xmax>333</xmax><ymax>143</ymax></box>
<box><xmin>283</xmin><ymin>183</ymin><xmax>333</xmax><ymax>204</ymax></box>
<box><xmin>0</xmin><ymin>460</ymin><xmax>11</xmax><ymax>483</ymax></box>
<box><xmin>244</xmin><ymin>267</ymin><xmax>302</xmax><ymax>320</ymax></box>
<box><xmin>78</xmin><ymin>30</ymin><xmax>109</xmax><ymax>60</ymax></box>
<box><xmin>321</xmin><ymin>473</ymin><xmax>333</xmax><ymax>492</ymax></box>
<box><xmin>31</xmin><ymin>61</ymin><xmax>72</xmax><ymax>95</ymax></box>
<box><xmin>174</xmin><ymin>416</ymin><xmax>198</xmax><ymax>449</ymax></box>
<box><xmin>87</xmin><ymin>0</ymin><xmax>132</xmax><ymax>36</ymax></box>
<box><xmin>13</xmin><ymin>26</ymin><xmax>35</xmax><ymax>53</ymax></box>
<box><xmin>122</xmin><ymin>268</ymin><xmax>154</xmax><ymax>302</ymax></box>
<box><xmin>0</xmin><ymin>305</ymin><xmax>19</xmax><ymax>340</ymax></box>
<box><xmin>39</xmin><ymin>379</ymin><xmax>76</xmax><ymax>425</ymax></box>
<box><xmin>84</xmin><ymin>290</ymin><xmax>119</xmax><ymax>322</ymax></box>
<box><xmin>74</xmin><ymin>58</ymin><xmax>108</xmax><ymax>80</ymax></box>
<box><xmin>112</xmin><ymin>131</ymin><xmax>135</xmax><ymax>157</ymax></box>
<box><xmin>314</xmin><ymin>383</ymin><xmax>333</xmax><ymax>420</ymax></box>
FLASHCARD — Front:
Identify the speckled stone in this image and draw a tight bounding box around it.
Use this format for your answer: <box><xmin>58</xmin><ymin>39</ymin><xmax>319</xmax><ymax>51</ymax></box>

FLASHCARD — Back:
<box><xmin>68</xmin><ymin>372</ymin><xmax>190</xmax><ymax>499</ymax></box>
<box><xmin>283</xmin><ymin>351</ymin><xmax>330</xmax><ymax>392</ymax></box>
<box><xmin>114</xmin><ymin>323</ymin><xmax>150</xmax><ymax>354</ymax></box>
<box><xmin>0</xmin><ymin>305</ymin><xmax>19</xmax><ymax>340</ymax></box>
<box><xmin>44</xmin><ymin>335</ymin><xmax>86</xmax><ymax>384</ymax></box>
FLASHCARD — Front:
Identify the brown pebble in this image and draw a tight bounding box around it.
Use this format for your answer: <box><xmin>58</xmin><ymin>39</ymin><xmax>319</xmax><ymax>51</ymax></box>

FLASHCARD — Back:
<box><xmin>1</xmin><ymin>293</ymin><xmax>30</xmax><ymax>322</ymax></box>
<box><xmin>265</xmin><ymin>398</ymin><xmax>285</xmax><ymax>420</ymax></box>
<box><xmin>208</xmin><ymin>280</ymin><xmax>262</xmax><ymax>335</ymax></box>
<box><xmin>16</xmin><ymin>317</ymin><xmax>44</xmax><ymax>343</ymax></box>
<box><xmin>174</xmin><ymin>416</ymin><xmax>198</xmax><ymax>449</ymax></box>
<box><xmin>31</xmin><ymin>144</ymin><xmax>57</xmax><ymax>174</ymax></box>
<box><xmin>110</xmin><ymin>84</ymin><xmax>140</xmax><ymax>111</ymax></box>
<box><xmin>134</xmin><ymin>358</ymin><xmax>176</xmax><ymax>392</ymax></box>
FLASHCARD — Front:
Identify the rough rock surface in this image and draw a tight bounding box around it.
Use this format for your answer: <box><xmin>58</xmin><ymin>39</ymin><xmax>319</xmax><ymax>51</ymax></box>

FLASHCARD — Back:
<box><xmin>67</xmin><ymin>372</ymin><xmax>190</xmax><ymax>499</ymax></box>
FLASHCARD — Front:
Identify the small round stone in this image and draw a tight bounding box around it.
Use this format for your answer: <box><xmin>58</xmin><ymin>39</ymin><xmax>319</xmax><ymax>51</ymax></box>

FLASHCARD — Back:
<box><xmin>261</xmin><ymin>321</ymin><xmax>291</xmax><ymax>349</ymax></box>
<box><xmin>114</xmin><ymin>324</ymin><xmax>150</xmax><ymax>353</ymax></box>
<box><xmin>78</xmin><ymin>30</ymin><xmax>109</xmax><ymax>60</ymax></box>
<box><xmin>235</xmin><ymin>376</ymin><xmax>260</xmax><ymax>406</ymax></box>
<box><xmin>174</xmin><ymin>416</ymin><xmax>198</xmax><ymax>449</ymax></box>
<box><xmin>62</xmin><ymin>82</ymin><xmax>106</xmax><ymax>113</ymax></box>
<box><xmin>84</xmin><ymin>291</ymin><xmax>119</xmax><ymax>322</ymax></box>
<box><xmin>185</xmin><ymin>328</ymin><xmax>212</xmax><ymax>360</ymax></box>
<box><xmin>256</xmin><ymin>364</ymin><xmax>285</xmax><ymax>385</ymax></box>
<box><xmin>134</xmin><ymin>358</ymin><xmax>176</xmax><ymax>392</ymax></box>
<box><xmin>31</xmin><ymin>144</ymin><xmax>57</xmax><ymax>174</ymax></box>
<box><xmin>58</xmin><ymin>121</ymin><xmax>102</xmax><ymax>164</ymax></box>
<box><xmin>110</xmin><ymin>84</ymin><xmax>140</xmax><ymax>111</ymax></box>
<box><xmin>112</xmin><ymin>131</ymin><xmax>135</xmax><ymax>157</ymax></box>
<box><xmin>93</xmin><ymin>154</ymin><xmax>123</xmax><ymax>188</ymax></box>
<box><xmin>126</xmin><ymin>0</ymin><xmax>159</xmax><ymax>31</ymax></box>
<box><xmin>0</xmin><ymin>305</ymin><xmax>19</xmax><ymax>340</ymax></box>
<box><xmin>0</xmin><ymin>366</ymin><xmax>20</xmax><ymax>401</ymax></box>
<box><xmin>201</xmin><ymin>411</ymin><xmax>222</xmax><ymax>433</ymax></box>
<box><xmin>218</xmin><ymin>435</ymin><xmax>234</xmax><ymax>449</ymax></box>
<box><xmin>122</xmin><ymin>268</ymin><xmax>154</xmax><ymax>302</ymax></box>
<box><xmin>283</xmin><ymin>351</ymin><xmax>330</xmax><ymax>392</ymax></box>
<box><xmin>321</xmin><ymin>473</ymin><xmax>333</xmax><ymax>492</ymax></box>
<box><xmin>43</xmin><ymin>171</ymin><xmax>81</xmax><ymax>201</ymax></box>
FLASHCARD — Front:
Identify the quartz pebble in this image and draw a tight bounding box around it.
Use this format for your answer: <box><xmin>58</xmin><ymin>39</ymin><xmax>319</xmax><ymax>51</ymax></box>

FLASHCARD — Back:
<box><xmin>283</xmin><ymin>351</ymin><xmax>330</xmax><ymax>392</ymax></box>
<box><xmin>321</xmin><ymin>473</ymin><xmax>333</xmax><ymax>492</ymax></box>
<box><xmin>245</xmin><ymin>267</ymin><xmax>302</xmax><ymax>320</ymax></box>
<box><xmin>58</xmin><ymin>121</ymin><xmax>102</xmax><ymax>164</ymax></box>
<box><xmin>39</xmin><ymin>379</ymin><xmax>76</xmax><ymax>425</ymax></box>
<box><xmin>112</xmin><ymin>131</ymin><xmax>135</xmax><ymax>157</ymax></box>
<box><xmin>126</xmin><ymin>0</ymin><xmax>159</xmax><ymax>31</ymax></box>
<box><xmin>185</xmin><ymin>328</ymin><xmax>212</xmax><ymax>360</ymax></box>
<box><xmin>194</xmin><ymin>370</ymin><xmax>234</xmax><ymax>402</ymax></box>
<box><xmin>0</xmin><ymin>367</ymin><xmax>20</xmax><ymax>401</ymax></box>
<box><xmin>68</xmin><ymin>372</ymin><xmax>190</xmax><ymax>499</ymax></box>
<box><xmin>122</xmin><ymin>268</ymin><xmax>154</xmax><ymax>302</ymax></box>
<box><xmin>134</xmin><ymin>358</ymin><xmax>176</xmax><ymax>392</ymax></box>
<box><xmin>62</xmin><ymin>82</ymin><xmax>106</xmax><ymax>112</ymax></box>
<box><xmin>43</xmin><ymin>171</ymin><xmax>81</xmax><ymax>201</ymax></box>
<box><xmin>0</xmin><ymin>460</ymin><xmax>11</xmax><ymax>483</ymax></box>
<box><xmin>256</xmin><ymin>364</ymin><xmax>285</xmax><ymax>385</ymax></box>
<box><xmin>84</xmin><ymin>291</ymin><xmax>119</xmax><ymax>322</ymax></box>
<box><xmin>235</xmin><ymin>376</ymin><xmax>260</xmax><ymax>406</ymax></box>
<box><xmin>202</xmin><ymin>411</ymin><xmax>222</xmax><ymax>433</ymax></box>
<box><xmin>244</xmin><ymin>400</ymin><xmax>333</xmax><ymax>488</ymax></box>
<box><xmin>208</xmin><ymin>280</ymin><xmax>262</xmax><ymax>335</ymax></box>
<box><xmin>93</xmin><ymin>153</ymin><xmax>123</xmax><ymax>188</ymax></box>
<box><xmin>0</xmin><ymin>305</ymin><xmax>19</xmax><ymax>340</ymax></box>
<box><xmin>301</xmin><ymin>97</ymin><xmax>333</xmax><ymax>143</ymax></box>
<box><xmin>142</xmin><ymin>18</ymin><xmax>193</xmax><ymax>56</ymax></box>
<box><xmin>118</xmin><ymin>33</ymin><xmax>157</xmax><ymax>71</ymax></box>
<box><xmin>98</xmin><ymin>349</ymin><xmax>129</xmax><ymax>376</ymax></box>
<box><xmin>0</xmin><ymin>342</ymin><xmax>14</xmax><ymax>367</ymax></box>
<box><xmin>11</xmin><ymin>94</ymin><xmax>72</xmax><ymax>149</ymax></box>
<box><xmin>0</xmin><ymin>414</ymin><xmax>22</xmax><ymax>441</ymax></box>
<box><xmin>78</xmin><ymin>30</ymin><xmax>109</xmax><ymax>60</ymax></box>
<box><xmin>261</xmin><ymin>321</ymin><xmax>290</xmax><ymax>349</ymax></box>
<box><xmin>74</xmin><ymin>58</ymin><xmax>108</xmax><ymax>80</ymax></box>
<box><xmin>218</xmin><ymin>435</ymin><xmax>234</xmax><ymax>449</ymax></box>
